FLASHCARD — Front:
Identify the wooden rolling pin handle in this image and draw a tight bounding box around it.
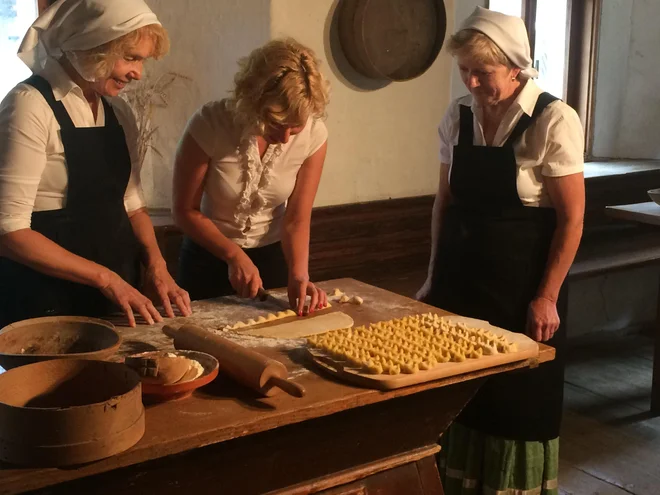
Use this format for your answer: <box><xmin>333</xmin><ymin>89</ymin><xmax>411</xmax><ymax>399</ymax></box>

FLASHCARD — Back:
<box><xmin>268</xmin><ymin>376</ymin><xmax>305</xmax><ymax>398</ymax></box>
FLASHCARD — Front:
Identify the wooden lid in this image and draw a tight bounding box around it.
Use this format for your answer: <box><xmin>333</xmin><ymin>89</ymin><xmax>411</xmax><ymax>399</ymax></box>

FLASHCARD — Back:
<box><xmin>0</xmin><ymin>359</ymin><xmax>144</xmax><ymax>466</ymax></box>
<box><xmin>338</xmin><ymin>0</ymin><xmax>447</xmax><ymax>81</ymax></box>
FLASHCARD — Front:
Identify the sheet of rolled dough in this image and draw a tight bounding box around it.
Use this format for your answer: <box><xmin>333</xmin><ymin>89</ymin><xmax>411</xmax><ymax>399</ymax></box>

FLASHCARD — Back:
<box><xmin>240</xmin><ymin>312</ymin><xmax>354</xmax><ymax>338</ymax></box>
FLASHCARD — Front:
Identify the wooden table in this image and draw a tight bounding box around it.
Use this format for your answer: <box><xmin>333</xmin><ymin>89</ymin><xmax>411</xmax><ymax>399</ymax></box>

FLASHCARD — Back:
<box><xmin>606</xmin><ymin>202</ymin><xmax>660</xmax><ymax>414</ymax></box>
<box><xmin>605</xmin><ymin>201</ymin><xmax>660</xmax><ymax>227</ymax></box>
<box><xmin>0</xmin><ymin>279</ymin><xmax>554</xmax><ymax>495</ymax></box>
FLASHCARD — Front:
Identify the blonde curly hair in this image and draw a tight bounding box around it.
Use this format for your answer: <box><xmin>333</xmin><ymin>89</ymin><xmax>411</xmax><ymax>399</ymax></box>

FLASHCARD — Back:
<box><xmin>229</xmin><ymin>38</ymin><xmax>330</xmax><ymax>136</ymax></box>
<box><xmin>66</xmin><ymin>24</ymin><xmax>170</xmax><ymax>81</ymax></box>
<box><xmin>448</xmin><ymin>29</ymin><xmax>514</xmax><ymax>70</ymax></box>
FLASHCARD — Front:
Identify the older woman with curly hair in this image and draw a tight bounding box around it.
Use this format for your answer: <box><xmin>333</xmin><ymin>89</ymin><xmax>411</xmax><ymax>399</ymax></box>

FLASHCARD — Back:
<box><xmin>417</xmin><ymin>7</ymin><xmax>585</xmax><ymax>494</ymax></box>
<box><xmin>0</xmin><ymin>0</ymin><xmax>192</xmax><ymax>328</ymax></box>
<box><xmin>174</xmin><ymin>38</ymin><xmax>330</xmax><ymax>315</ymax></box>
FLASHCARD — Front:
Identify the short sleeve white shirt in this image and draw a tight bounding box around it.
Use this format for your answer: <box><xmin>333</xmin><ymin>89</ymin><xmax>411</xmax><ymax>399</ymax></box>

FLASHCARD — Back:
<box><xmin>184</xmin><ymin>99</ymin><xmax>328</xmax><ymax>248</ymax></box>
<box><xmin>438</xmin><ymin>79</ymin><xmax>584</xmax><ymax>207</ymax></box>
<box><xmin>0</xmin><ymin>58</ymin><xmax>145</xmax><ymax>236</ymax></box>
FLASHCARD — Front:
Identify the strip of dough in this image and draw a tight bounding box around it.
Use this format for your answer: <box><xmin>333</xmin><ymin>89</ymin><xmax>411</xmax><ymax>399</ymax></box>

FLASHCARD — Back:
<box><xmin>240</xmin><ymin>312</ymin><xmax>354</xmax><ymax>339</ymax></box>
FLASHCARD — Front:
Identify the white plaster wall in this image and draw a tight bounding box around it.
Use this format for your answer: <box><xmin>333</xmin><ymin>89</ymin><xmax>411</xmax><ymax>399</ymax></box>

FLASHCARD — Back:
<box><xmin>140</xmin><ymin>0</ymin><xmax>457</xmax><ymax>208</ymax></box>
<box><xmin>591</xmin><ymin>0</ymin><xmax>632</xmax><ymax>158</ymax></box>
<box><xmin>592</xmin><ymin>0</ymin><xmax>660</xmax><ymax>159</ymax></box>
<box><xmin>142</xmin><ymin>0</ymin><xmax>271</xmax><ymax>208</ymax></box>
<box><xmin>270</xmin><ymin>0</ymin><xmax>455</xmax><ymax>206</ymax></box>
<box><xmin>584</xmin><ymin>0</ymin><xmax>659</xmax><ymax>336</ymax></box>
<box><xmin>567</xmin><ymin>268</ymin><xmax>658</xmax><ymax>337</ymax></box>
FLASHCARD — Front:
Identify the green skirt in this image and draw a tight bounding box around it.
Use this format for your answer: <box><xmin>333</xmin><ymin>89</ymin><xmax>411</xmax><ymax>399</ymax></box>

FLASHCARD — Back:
<box><xmin>438</xmin><ymin>423</ymin><xmax>559</xmax><ymax>495</ymax></box>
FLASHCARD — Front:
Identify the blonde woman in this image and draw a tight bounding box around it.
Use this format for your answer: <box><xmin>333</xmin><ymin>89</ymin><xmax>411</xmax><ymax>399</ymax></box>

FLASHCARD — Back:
<box><xmin>174</xmin><ymin>38</ymin><xmax>329</xmax><ymax>314</ymax></box>
<box><xmin>0</xmin><ymin>0</ymin><xmax>191</xmax><ymax>328</ymax></box>
<box><xmin>417</xmin><ymin>7</ymin><xmax>584</xmax><ymax>494</ymax></box>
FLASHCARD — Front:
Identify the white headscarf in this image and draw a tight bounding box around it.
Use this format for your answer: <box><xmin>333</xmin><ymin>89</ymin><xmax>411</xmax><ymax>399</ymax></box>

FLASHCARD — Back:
<box><xmin>458</xmin><ymin>6</ymin><xmax>538</xmax><ymax>79</ymax></box>
<box><xmin>18</xmin><ymin>0</ymin><xmax>161</xmax><ymax>74</ymax></box>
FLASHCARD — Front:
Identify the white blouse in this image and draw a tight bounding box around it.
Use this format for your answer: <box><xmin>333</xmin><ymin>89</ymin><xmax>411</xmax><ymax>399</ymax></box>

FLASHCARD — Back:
<box><xmin>0</xmin><ymin>58</ymin><xmax>145</xmax><ymax>237</ymax></box>
<box><xmin>439</xmin><ymin>79</ymin><xmax>584</xmax><ymax>207</ymax></box>
<box><xmin>184</xmin><ymin>99</ymin><xmax>328</xmax><ymax>249</ymax></box>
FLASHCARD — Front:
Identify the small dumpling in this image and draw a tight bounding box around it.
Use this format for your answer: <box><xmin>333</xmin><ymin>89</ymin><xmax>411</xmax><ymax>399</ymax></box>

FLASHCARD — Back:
<box><xmin>339</xmin><ymin>295</ymin><xmax>350</xmax><ymax>303</ymax></box>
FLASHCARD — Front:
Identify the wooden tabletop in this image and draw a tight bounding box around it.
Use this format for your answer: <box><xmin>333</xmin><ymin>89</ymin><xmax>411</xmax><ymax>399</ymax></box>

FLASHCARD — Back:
<box><xmin>605</xmin><ymin>202</ymin><xmax>660</xmax><ymax>226</ymax></box>
<box><xmin>0</xmin><ymin>279</ymin><xmax>554</xmax><ymax>494</ymax></box>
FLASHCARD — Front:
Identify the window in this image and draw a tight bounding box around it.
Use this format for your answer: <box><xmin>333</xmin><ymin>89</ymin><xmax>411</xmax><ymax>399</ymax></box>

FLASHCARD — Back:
<box><xmin>489</xmin><ymin>0</ymin><xmax>601</xmax><ymax>158</ymax></box>
<box><xmin>488</xmin><ymin>0</ymin><xmax>522</xmax><ymax>18</ymax></box>
<box><xmin>0</xmin><ymin>0</ymin><xmax>38</xmax><ymax>101</ymax></box>
<box><xmin>488</xmin><ymin>0</ymin><xmax>569</xmax><ymax>99</ymax></box>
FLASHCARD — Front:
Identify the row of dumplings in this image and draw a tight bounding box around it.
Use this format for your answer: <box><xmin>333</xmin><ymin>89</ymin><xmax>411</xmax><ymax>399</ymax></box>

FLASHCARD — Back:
<box><xmin>306</xmin><ymin>313</ymin><xmax>517</xmax><ymax>375</ymax></box>
<box><xmin>230</xmin><ymin>310</ymin><xmax>297</xmax><ymax>329</ymax></box>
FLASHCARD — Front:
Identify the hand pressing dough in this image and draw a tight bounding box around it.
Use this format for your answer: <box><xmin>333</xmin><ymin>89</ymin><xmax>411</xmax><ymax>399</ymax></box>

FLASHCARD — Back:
<box><xmin>240</xmin><ymin>311</ymin><xmax>354</xmax><ymax>339</ymax></box>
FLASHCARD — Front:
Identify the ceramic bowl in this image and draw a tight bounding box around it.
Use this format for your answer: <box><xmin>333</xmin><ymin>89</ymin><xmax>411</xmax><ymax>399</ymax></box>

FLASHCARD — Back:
<box><xmin>0</xmin><ymin>316</ymin><xmax>121</xmax><ymax>371</ymax></box>
<box><xmin>126</xmin><ymin>350</ymin><xmax>219</xmax><ymax>402</ymax></box>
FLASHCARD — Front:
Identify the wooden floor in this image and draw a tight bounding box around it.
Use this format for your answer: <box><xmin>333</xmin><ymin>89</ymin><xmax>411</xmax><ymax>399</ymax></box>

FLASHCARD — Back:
<box><xmin>560</xmin><ymin>330</ymin><xmax>660</xmax><ymax>495</ymax></box>
<box><xmin>369</xmin><ymin>271</ymin><xmax>660</xmax><ymax>495</ymax></box>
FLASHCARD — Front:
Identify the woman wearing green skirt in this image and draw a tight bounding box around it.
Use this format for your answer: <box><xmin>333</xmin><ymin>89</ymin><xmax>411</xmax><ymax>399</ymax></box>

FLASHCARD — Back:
<box><xmin>417</xmin><ymin>7</ymin><xmax>585</xmax><ymax>494</ymax></box>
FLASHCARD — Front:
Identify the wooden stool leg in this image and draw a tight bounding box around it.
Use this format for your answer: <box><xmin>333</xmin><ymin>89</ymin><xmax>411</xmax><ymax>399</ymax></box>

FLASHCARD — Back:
<box><xmin>652</xmin><ymin>274</ymin><xmax>660</xmax><ymax>415</ymax></box>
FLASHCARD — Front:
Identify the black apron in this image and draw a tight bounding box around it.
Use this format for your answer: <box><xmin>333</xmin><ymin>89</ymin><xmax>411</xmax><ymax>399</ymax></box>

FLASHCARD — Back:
<box><xmin>177</xmin><ymin>237</ymin><xmax>289</xmax><ymax>301</ymax></box>
<box><xmin>0</xmin><ymin>75</ymin><xmax>140</xmax><ymax>328</ymax></box>
<box><xmin>430</xmin><ymin>92</ymin><xmax>567</xmax><ymax>441</ymax></box>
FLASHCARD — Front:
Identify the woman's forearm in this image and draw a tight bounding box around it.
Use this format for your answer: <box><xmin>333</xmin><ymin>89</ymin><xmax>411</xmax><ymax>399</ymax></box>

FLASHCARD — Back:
<box><xmin>281</xmin><ymin>219</ymin><xmax>310</xmax><ymax>281</ymax></box>
<box><xmin>173</xmin><ymin>208</ymin><xmax>242</xmax><ymax>262</ymax></box>
<box><xmin>426</xmin><ymin>193</ymin><xmax>447</xmax><ymax>278</ymax></box>
<box><xmin>128</xmin><ymin>208</ymin><xmax>168</xmax><ymax>269</ymax></box>
<box><xmin>0</xmin><ymin>229</ymin><xmax>110</xmax><ymax>288</ymax></box>
<box><xmin>536</xmin><ymin>219</ymin><xmax>583</xmax><ymax>302</ymax></box>
<box><xmin>425</xmin><ymin>164</ymin><xmax>452</xmax><ymax>279</ymax></box>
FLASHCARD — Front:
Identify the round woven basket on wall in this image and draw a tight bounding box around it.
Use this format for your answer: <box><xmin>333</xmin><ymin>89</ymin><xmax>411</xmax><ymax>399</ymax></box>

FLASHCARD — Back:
<box><xmin>337</xmin><ymin>0</ymin><xmax>447</xmax><ymax>81</ymax></box>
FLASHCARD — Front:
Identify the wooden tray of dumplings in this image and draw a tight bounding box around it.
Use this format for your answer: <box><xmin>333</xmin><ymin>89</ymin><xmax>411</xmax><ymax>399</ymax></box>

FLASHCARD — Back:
<box><xmin>304</xmin><ymin>313</ymin><xmax>539</xmax><ymax>390</ymax></box>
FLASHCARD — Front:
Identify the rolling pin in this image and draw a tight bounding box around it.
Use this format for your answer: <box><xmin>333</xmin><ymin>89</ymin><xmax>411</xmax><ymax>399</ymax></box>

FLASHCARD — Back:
<box><xmin>162</xmin><ymin>323</ymin><xmax>305</xmax><ymax>398</ymax></box>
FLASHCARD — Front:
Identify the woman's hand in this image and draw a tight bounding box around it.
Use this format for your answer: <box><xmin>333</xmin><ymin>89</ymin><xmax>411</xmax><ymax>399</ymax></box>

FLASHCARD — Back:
<box><xmin>98</xmin><ymin>271</ymin><xmax>163</xmax><ymax>327</ymax></box>
<box><xmin>288</xmin><ymin>276</ymin><xmax>328</xmax><ymax>316</ymax></box>
<box><xmin>526</xmin><ymin>297</ymin><xmax>560</xmax><ymax>342</ymax></box>
<box><xmin>143</xmin><ymin>263</ymin><xmax>192</xmax><ymax>318</ymax></box>
<box><xmin>227</xmin><ymin>251</ymin><xmax>262</xmax><ymax>298</ymax></box>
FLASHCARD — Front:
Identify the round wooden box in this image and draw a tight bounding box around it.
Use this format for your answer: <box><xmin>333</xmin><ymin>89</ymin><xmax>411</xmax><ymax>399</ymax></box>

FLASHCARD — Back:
<box><xmin>338</xmin><ymin>0</ymin><xmax>447</xmax><ymax>81</ymax></box>
<box><xmin>0</xmin><ymin>316</ymin><xmax>121</xmax><ymax>370</ymax></box>
<box><xmin>0</xmin><ymin>359</ymin><xmax>145</xmax><ymax>466</ymax></box>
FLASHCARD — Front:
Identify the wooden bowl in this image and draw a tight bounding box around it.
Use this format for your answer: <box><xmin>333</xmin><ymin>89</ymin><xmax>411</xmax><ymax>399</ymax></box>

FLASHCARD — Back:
<box><xmin>0</xmin><ymin>316</ymin><xmax>121</xmax><ymax>370</ymax></box>
<box><xmin>127</xmin><ymin>350</ymin><xmax>219</xmax><ymax>402</ymax></box>
<box><xmin>338</xmin><ymin>0</ymin><xmax>447</xmax><ymax>81</ymax></box>
<box><xmin>0</xmin><ymin>359</ymin><xmax>144</xmax><ymax>466</ymax></box>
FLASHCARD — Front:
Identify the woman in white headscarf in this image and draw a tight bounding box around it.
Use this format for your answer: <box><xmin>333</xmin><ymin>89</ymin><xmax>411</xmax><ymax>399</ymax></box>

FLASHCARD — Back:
<box><xmin>417</xmin><ymin>7</ymin><xmax>584</xmax><ymax>494</ymax></box>
<box><xmin>0</xmin><ymin>0</ymin><xmax>191</xmax><ymax>328</ymax></box>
